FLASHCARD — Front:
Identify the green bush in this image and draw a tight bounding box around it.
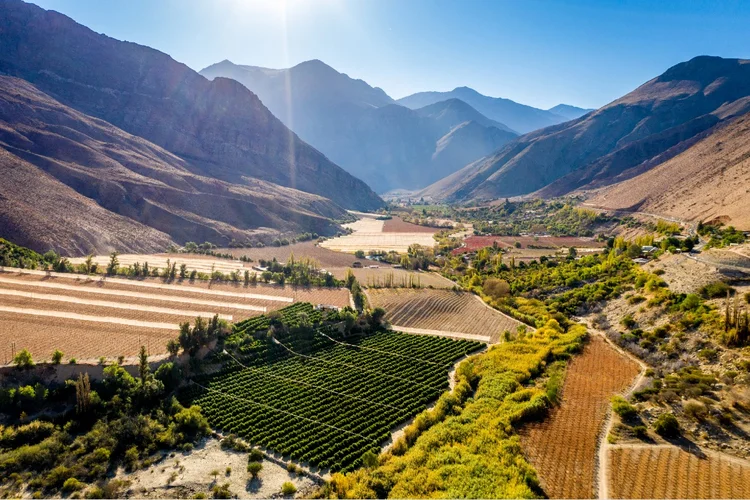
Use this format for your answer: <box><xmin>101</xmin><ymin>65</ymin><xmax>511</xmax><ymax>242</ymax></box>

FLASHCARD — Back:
<box><xmin>653</xmin><ymin>412</ymin><xmax>680</xmax><ymax>438</ymax></box>
<box><xmin>62</xmin><ymin>478</ymin><xmax>84</xmax><ymax>493</ymax></box>
<box><xmin>281</xmin><ymin>482</ymin><xmax>297</xmax><ymax>496</ymax></box>
<box><xmin>700</xmin><ymin>281</ymin><xmax>733</xmax><ymax>299</ymax></box>
<box><xmin>611</xmin><ymin>395</ymin><xmax>637</xmax><ymax>419</ymax></box>
<box><xmin>247</xmin><ymin>462</ymin><xmax>262</xmax><ymax>478</ymax></box>
<box><xmin>248</xmin><ymin>449</ymin><xmax>263</xmax><ymax>462</ymax></box>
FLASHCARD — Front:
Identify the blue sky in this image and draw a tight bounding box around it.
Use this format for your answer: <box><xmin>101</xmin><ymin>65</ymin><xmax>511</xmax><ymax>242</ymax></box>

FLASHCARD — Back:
<box><xmin>30</xmin><ymin>0</ymin><xmax>750</xmax><ymax>109</ymax></box>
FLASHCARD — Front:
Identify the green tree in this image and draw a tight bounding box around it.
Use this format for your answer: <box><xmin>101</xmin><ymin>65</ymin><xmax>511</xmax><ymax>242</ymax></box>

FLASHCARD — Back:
<box><xmin>167</xmin><ymin>339</ymin><xmax>181</xmax><ymax>357</ymax></box>
<box><xmin>138</xmin><ymin>345</ymin><xmax>150</xmax><ymax>384</ymax></box>
<box><xmin>247</xmin><ymin>461</ymin><xmax>262</xmax><ymax>478</ymax></box>
<box><xmin>106</xmin><ymin>252</ymin><xmax>119</xmax><ymax>275</ymax></box>
<box><xmin>51</xmin><ymin>349</ymin><xmax>64</xmax><ymax>365</ymax></box>
<box><xmin>13</xmin><ymin>348</ymin><xmax>34</xmax><ymax>369</ymax></box>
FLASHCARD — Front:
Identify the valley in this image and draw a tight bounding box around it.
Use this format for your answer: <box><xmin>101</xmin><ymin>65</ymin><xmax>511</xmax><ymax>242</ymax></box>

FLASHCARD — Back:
<box><xmin>1</xmin><ymin>1</ymin><xmax>750</xmax><ymax>498</ymax></box>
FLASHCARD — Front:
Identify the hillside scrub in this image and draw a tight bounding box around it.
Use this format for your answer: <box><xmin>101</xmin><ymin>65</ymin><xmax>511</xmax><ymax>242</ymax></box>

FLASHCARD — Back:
<box><xmin>319</xmin><ymin>320</ymin><xmax>586</xmax><ymax>498</ymax></box>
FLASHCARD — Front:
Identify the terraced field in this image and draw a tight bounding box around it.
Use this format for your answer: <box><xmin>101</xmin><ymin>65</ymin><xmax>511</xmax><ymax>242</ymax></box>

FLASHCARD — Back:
<box><xmin>0</xmin><ymin>269</ymin><xmax>349</xmax><ymax>364</ymax></box>
<box><xmin>68</xmin><ymin>253</ymin><xmax>251</xmax><ymax>275</ymax></box>
<box><xmin>366</xmin><ymin>288</ymin><xmax>522</xmax><ymax>342</ymax></box>
<box><xmin>518</xmin><ymin>335</ymin><xmax>640</xmax><ymax>498</ymax></box>
<box><xmin>184</xmin><ymin>303</ymin><xmax>484</xmax><ymax>472</ymax></box>
<box><xmin>608</xmin><ymin>445</ymin><xmax>750</xmax><ymax>498</ymax></box>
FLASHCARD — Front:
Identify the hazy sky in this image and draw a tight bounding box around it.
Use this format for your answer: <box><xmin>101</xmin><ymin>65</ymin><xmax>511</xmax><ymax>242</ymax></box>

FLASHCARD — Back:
<box><xmin>31</xmin><ymin>0</ymin><xmax>750</xmax><ymax>109</ymax></box>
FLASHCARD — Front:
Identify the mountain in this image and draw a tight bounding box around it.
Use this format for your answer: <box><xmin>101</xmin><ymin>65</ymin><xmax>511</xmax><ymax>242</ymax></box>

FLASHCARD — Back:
<box><xmin>201</xmin><ymin>60</ymin><xmax>517</xmax><ymax>192</ymax></box>
<box><xmin>585</xmin><ymin>109</ymin><xmax>750</xmax><ymax>229</ymax></box>
<box><xmin>420</xmin><ymin>56</ymin><xmax>750</xmax><ymax>206</ymax></box>
<box><xmin>0</xmin><ymin>0</ymin><xmax>382</xmax><ymax>213</ymax></box>
<box><xmin>397</xmin><ymin>87</ymin><xmax>571</xmax><ymax>134</ymax></box>
<box><xmin>547</xmin><ymin>104</ymin><xmax>594</xmax><ymax>120</ymax></box>
<box><xmin>0</xmin><ymin>76</ymin><xmax>348</xmax><ymax>255</ymax></box>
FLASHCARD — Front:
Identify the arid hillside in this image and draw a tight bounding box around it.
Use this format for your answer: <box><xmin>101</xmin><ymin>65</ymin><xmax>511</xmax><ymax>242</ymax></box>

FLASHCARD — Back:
<box><xmin>0</xmin><ymin>76</ymin><xmax>348</xmax><ymax>255</ymax></box>
<box><xmin>420</xmin><ymin>56</ymin><xmax>750</xmax><ymax>204</ymax></box>
<box><xmin>586</xmin><ymin>110</ymin><xmax>750</xmax><ymax>229</ymax></box>
<box><xmin>0</xmin><ymin>0</ymin><xmax>382</xmax><ymax>211</ymax></box>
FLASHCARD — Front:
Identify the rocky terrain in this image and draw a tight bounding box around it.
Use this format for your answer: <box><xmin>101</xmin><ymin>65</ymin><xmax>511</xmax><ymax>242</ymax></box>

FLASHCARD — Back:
<box><xmin>200</xmin><ymin>60</ymin><xmax>517</xmax><ymax>192</ymax></box>
<box><xmin>0</xmin><ymin>0</ymin><xmax>382</xmax><ymax>212</ymax></box>
<box><xmin>420</xmin><ymin>56</ymin><xmax>750</xmax><ymax>212</ymax></box>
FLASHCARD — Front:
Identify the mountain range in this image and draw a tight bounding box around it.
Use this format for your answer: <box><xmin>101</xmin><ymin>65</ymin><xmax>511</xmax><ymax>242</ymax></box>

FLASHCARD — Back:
<box><xmin>200</xmin><ymin>60</ymin><xmax>528</xmax><ymax>193</ymax></box>
<box><xmin>0</xmin><ymin>0</ymin><xmax>381</xmax><ymax>255</ymax></box>
<box><xmin>419</xmin><ymin>56</ymin><xmax>750</xmax><ymax>229</ymax></box>
<box><xmin>397</xmin><ymin>87</ymin><xmax>593</xmax><ymax>133</ymax></box>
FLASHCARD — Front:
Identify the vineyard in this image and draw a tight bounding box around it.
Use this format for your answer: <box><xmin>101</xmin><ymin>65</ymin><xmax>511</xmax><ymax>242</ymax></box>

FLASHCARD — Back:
<box><xmin>366</xmin><ymin>288</ymin><xmax>523</xmax><ymax>342</ymax></box>
<box><xmin>608</xmin><ymin>445</ymin><xmax>750</xmax><ymax>498</ymax></box>
<box><xmin>518</xmin><ymin>335</ymin><xmax>640</xmax><ymax>498</ymax></box>
<box><xmin>183</xmin><ymin>303</ymin><xmax>483</xmax><ymax>472</ymax></box>
<box><xmin>0</xmin><ymin>270</ymin><xmax>348</xmax><ymax>363</ymax></box>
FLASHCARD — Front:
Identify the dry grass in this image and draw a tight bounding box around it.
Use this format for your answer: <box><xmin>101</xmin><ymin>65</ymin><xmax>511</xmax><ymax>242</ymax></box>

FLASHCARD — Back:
<box><xmin>608</xmin><ymin>445</ymin><xmax>750</xmax><ymax>498</ymax></box>
<box><xmin>366</xmin><ymin>288</ymin><xmax>521</xmax><ymax>342</ymax></box>
<box><xmin>519</xmin><ymin>336</ymin><xmax>640</xmax><ymax>499</ymax></box>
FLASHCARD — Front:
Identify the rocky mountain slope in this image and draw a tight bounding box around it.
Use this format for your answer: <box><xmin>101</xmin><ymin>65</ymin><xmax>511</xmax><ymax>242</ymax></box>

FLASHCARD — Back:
<box><xmin>200</xmin><ymin>60</ymin><xmax>517</xmax><ymax>193</ymax></box>
<box><xmin>420</xmin><ymin>56</ymin><xmax>750</xmax><ymax>205</ymax></box>
<box><xmin>0</xmin><ymin>76</ymin><xmax>348</xmax><ymax>255</ymax></box>
<box><xmin>397</xmin><ymin>87</ymin><xmax>578</xmax><ymax>134</ymax></box>
<box><xmin>546</xmin><ymin>104</ymin><xmax>593</xmax><ymax>120</ymax></box>
<box><xmin>586</xmin><ymin>109</ymin><xmax>750</xmax><ymax>230</ymax></box>
<box><xmin>0</xmin><ymin>0</ymin><xmax>382</xmax><ymax>212</ymax></box>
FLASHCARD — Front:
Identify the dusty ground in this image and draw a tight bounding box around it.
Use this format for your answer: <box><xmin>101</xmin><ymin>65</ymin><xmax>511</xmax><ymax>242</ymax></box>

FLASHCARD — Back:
<box><xmin>642</xmin><ymin>253</ymin><xmax>724</xmax><ymax>294</ymax></box>
<box><xmin>320</xmin><ymin>212</ymin><xmax>437</xmax><ymax>253</ymax></box>
<box><xmin>117</xmin><ymin>438</ymin><xmax>317</xmax><ymax>499</ymax></box>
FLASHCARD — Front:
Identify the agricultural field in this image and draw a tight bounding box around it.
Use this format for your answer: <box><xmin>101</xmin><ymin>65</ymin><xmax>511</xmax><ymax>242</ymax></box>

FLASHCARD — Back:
<box><xmin>215</xmin><ymin>241</ymin><xmax>359</xmax><ymax>268</ymax></box>
<box><xmin>320</xmin><ymin>213</ymin><xmax>438</xmax><ymax>253</ymax></box>
<box><xmin>366</xmin><ymin>288</ymin><xmax>523</xmax><ymax>342</ymax></box>
<box><xmin>608</xmin><ymin>445</ymin><xmax>750</xmax><ymax>498</ymax></box>
<box><xmin>518</xmin><ymin>335</ymin><xmax>640</xmax><ymax>498</ymax></box>
<box><xmin>183</xmin><ymin>303</ymin><xmax>483</xmax><ymax>472</ymax></box>
<box><xmin>452</xmin><ymin>234</ymin><xmax>607</xmax><ymax>255</ymax></box>
<box><xmin>0</xmin><ymin>269</ymin><xmax>349</xmax><ymax>364</ymax></box>
<box><xmin>68</xmin><ymin>253</ymin><xmax>251</xmax><ymax>275</ymax></box>
<box><xmin>382</xmin><ymin>216</ymin><xmax>439</xmax><ymax>233</ymax></box>
<box><xmin>332</xmin><ymin>266</ymin><xmax>456</xmax><ymax>289</ymax></box>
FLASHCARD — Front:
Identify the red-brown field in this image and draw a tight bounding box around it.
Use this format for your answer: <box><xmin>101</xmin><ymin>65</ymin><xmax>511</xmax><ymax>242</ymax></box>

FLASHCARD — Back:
<box><xmin>452</xmin><ymin>235</ymin><xmax>606</xmax><ymax>255</ymax></box>
<box><xmin>382</xmin><ymin>217</ymin><xmax>439</xmax><ymax>233</ymax></box>
<box><xmin>0</xmin><ymin>270</ymin><xmax>349</xmax><ymax>364</ymax></box>
<box><xmin>519</xmin><ymin>335</ymin><xmax>640</xmax><ymax>498</ymax></box>
<box><xmin>608</xmin><ymin>445</ymin><xmax>750</xmax><ymax>499</ymax></box>
<box><xmin>366</xmin><ymin>288</ymin><xmax>522</xmax><ymax>342</ymax></box>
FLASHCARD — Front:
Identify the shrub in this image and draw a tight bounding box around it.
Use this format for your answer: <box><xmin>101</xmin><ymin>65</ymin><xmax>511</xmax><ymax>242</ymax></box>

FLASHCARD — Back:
<box><xmin>632</xmin><ymin>425</ymin><xmax>648</xmax><ymax>439</ymax></box>
<box><xmin>281</xmin><ymin>482</ymin><xmax>297</xmax><ymax>496</ymax></box>
<box><xmin>51</xmin><ymin>350</ymin><xmax>64</xmax><ymax>365</ymax></box>
<box><xmin>212</xmin><ymin>483</ymin><xmax>231</xmax><ymax>499</ymax></box>
<box><xmin>621</xmin><ymin>315</ymin><xmax>636</xmax><ymax>329</ymax></box>
<box><xmin>653</xmin><ymin>412</ymin><xmax>680</xmax><ymax>438</ymax></box>
<box><xmin>62</xmin><ymin>478</ymin><xmax>84</xmax><ymax>493</ymax></box>
<box><xmin>13</xmin><ymin>349</ymin><xmax>34</xmax><ymax>369</ymax></box>
<box><xmin>248</xmin><ymin>449</ymin><xmax>263</xmax><ymax>462</ymax></box>
<box><xmin>247</xmin><ymin>462</ymin><xmax>262</xmax><ymax>478</ymax></box>
<box><xmin>483</xmin><ymin>278</ymin><xmax>510</xmax><ymax>300</ymax></box>
<box><xmin>700</xmin><ymin>281</ymin><xmax>733</xmax><ymax>299</ymax></box>
<box><xmin>682</xmin><ymin>399</ymin><xmax>708</xmax><ymax>420</ymax></box>
<box><xmin>611</xmin><ymin>395</ymin><xmax>637</xmax><ymax>419</ymax></box>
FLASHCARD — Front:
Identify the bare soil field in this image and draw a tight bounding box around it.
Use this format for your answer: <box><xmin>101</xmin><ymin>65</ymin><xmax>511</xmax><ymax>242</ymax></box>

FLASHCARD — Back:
<box><xmin>0</xmin><ymin>270</ymin><xmax>349</xmax><ymax>364</ymax></box>
<box><xmin>320</xmin><ymin>232</ymin><xmax>437</xmax><ymax>253</ymax></box>
<box><xmin>382</xmin><ymin>217</ymin><xmax>438</xmax><ymax>233</ymax></box>
<box><xmin>518</xmin><ymin>335</ymin><xmax>640</xmax><ymax>499</ymax></box>
<box><xmin>69</xmin><ymin>254</ymin><xmax>252</xmax><ymax>275</ymax></box>
<box><xmin>117</xmin><ymin>438</ymin><xmax>317</xmax><ymax>499</ymax></box>
<box><xmin>214</xmin><ymin>241</ymin><xmax>359</xmax><ymax>268</ymax></box>
<box><xmin>608</xmin><ymin>445</ymin><xmax>750</xmax><ymax>499</ymax></box>
<box><xmin>642</xmin><ymin>253</ymin><xmax>724</xmax><ymax>294</ymax></box>
<box><xmin>366</xmin><ymin>288</ymin><xmax>521</xmax><ymax>342</ymax></box>
<box><xmin>330</xmin><ymin>267</ymin><xmax>455</xmax><ymax>289</ymax></box>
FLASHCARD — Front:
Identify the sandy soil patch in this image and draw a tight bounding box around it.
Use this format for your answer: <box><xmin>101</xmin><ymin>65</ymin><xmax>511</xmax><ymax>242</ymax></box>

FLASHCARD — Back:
<box><xmin>320</xmin><ymin>233</ymin><xmax>436</xmax><ymax>253</ymax></box>
<box><xmin>642</xmin><ymin>253</ymin><xmax>724</xmax><ymax>294</ymax></box>
<box><xmin>118</xmin><ymin>438</ymin><xmax>317</xmax><ymax>499</ymax></box>
<box><xmin>0</xmin><ymin>305</ymin><xmax>180</xmax><ymax>330</ymax></box>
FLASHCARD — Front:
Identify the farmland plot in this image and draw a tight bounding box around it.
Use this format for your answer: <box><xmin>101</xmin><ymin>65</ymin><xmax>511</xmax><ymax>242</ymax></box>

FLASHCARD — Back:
<box><xmin>320</xmin><ymin>213</ymin><xmax>437</xmax><ymax>253</ymax></box>
<box><xmin>184</xmin><ymin>304</ymin><xmax>484</xmax><ymax>472</ymax></box>
<box><xmin>330</xmin><ymin>267</ymin><xmax>456</xmax><ymax>289</ymax></box>
<box><xmin>0</xmin><ymin>270</ymin><xmax>348</xmax><ymax>364</ymax></box>
<box><xmin>366</xmin><ymin>288</ymin><xmax>522</xmax><ymax>342</ymax></box>
<box><xmin>68</xmin><ymin>253</ymin><xmax>251</xmax><ymax>275</ymax></box>
<box><xmin>608</xmin><ymin>445</ymin><xmax>750</xmax><ymax>499</ymax></box>
<box><xmin>518</xmin><ymin>335</ymin><xmax>640</xmax><ymax>498</ymax></box>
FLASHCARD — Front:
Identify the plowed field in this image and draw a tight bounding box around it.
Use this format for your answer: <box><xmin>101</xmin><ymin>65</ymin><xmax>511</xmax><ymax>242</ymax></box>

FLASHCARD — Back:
<box><xmin>519</xmin><ymin>335</ymin><xmax>640</xmax><ymax>498</ymax></box>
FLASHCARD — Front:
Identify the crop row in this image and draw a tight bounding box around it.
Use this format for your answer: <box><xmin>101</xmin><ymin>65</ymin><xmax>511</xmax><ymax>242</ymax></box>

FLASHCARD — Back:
<box><xmin>184</xmin><ymin>319</ymin><xmax>482</xmax><ymax>471</ymax></box>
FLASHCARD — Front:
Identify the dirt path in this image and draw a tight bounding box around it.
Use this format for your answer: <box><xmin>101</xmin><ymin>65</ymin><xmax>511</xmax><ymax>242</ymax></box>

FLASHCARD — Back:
<box><xmin>0</xmin><ymin>277</ymin><xmax>267</xmax><ymax>312</ymax></box>
<box><xmin>0</xmin><ymin>306</ymin><xmax>180</xmax><ymax>330</ymax></box>
<box><xmin>580</xmin><ymin>319</ymin><xmax>648</xmax><ymax>500</ymax></box>
<box><xmin>389</xmin><ymin>325</ymin><xmax>491</xmax><ymax>343</ymax></box>
<box><xmin>0</xmin><ymin>288</ymin><xmax>233</xmax><ymax>320</ymax></box>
